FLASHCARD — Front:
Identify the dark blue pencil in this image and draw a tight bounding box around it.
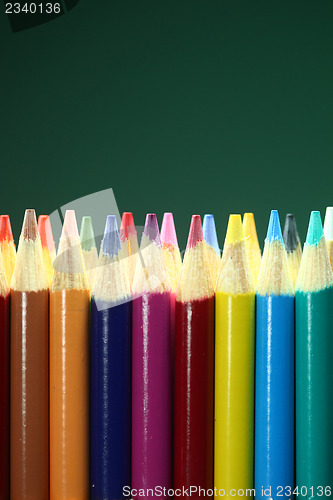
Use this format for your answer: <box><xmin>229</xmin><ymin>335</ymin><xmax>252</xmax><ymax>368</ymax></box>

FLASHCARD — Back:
<box><xmin>255</xmin><ymin>210</ymin><xmax>295</xmax><ymax>500</ymax></box>
<box><xmin>90</xmin><ymin>215</ymin><xmax>132</xmax><ymax>500</ymax></box>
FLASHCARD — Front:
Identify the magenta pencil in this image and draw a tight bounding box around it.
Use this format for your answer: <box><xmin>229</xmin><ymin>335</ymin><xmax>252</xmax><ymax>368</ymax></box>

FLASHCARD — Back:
<box><xmin>132</xmin><ymin>214</ymin><xmax>171</xmax><ymax>498</ymax></box>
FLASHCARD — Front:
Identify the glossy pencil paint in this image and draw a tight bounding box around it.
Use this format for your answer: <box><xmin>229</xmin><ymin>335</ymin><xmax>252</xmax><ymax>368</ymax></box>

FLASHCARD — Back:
<box><xmin>296</xmin><ymin>211</ymin><xmax>333</xmax><ymax>496</ymax></box>
<box><xmin>215</xmin><ymin>215</ymin><xmax>255</xmax><ymax>498</ymax></box>
<box><xmin>50</xmin><ymin>210</ymin><xmax>90</xmax><ymax>500</ymax></box>
<box><xmin>132</xmin><ymin>214</ymin><xmax>171</xmax><ymax>498</ymax></box>
<box><xmin>0</xmin><ymin>253</ymin><xmax>9</xmax><ymax>500</ymax></box>
<box><xmin>10</xmin><ymin>210</ymin><xmax>49</xmax><ymax>500</ymax></box>
<box><xmin>90</xmin><ymin>216</ymin><xmax>132</xmax><ymax>500</ymax></box>
<box><xmin>174</xmin><ymin>215</ymin><xmax>215</xmax><ymax>498</ymax></box>
<box><xmin>255</xmin><ymin>210</ymin><xmax>294</xmax><ymax>500</ymax></box>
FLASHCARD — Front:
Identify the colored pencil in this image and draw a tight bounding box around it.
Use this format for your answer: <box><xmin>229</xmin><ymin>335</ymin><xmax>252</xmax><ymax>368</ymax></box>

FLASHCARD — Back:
<box><xmin>296</xmin><ymin>211</ymin><xmax>333</xmax><ymax>495</ymax></box>
<box><xmin>80</xmin><ymin>215</ymin><xmax>98</xmax><ymax>289</ymax></box>
<box><xmin>0</xmin><ymin>252</ymin><xmax>9</xmax><ymax>500</ymax></box>
<box><xmin>255</xmin><ymin>210</ymin><xmax>294</xmax><ymax>500</ymax></box>
<box><xmin>10</xmin><ymin>209</ymin><xmax>49</xmax><ymax>500</ymax></box>
<box><xmin>132</xmin><ymin>214</ymin><xmax>171</xmax><ymax>495</ymax></box>
<box><xmin>283</xmin><ymin>213</ymin><xmax>302</xmax><ymax>287</ymax></box>
<box><xmin>243</xmin><ymin>212</ymin><xmax>261</xmax><ymax>285</ymax></box>
<box><xmin>90</xmin><ymin>215</ymin><xmax>132</xmax><ymax>500</ymax></box>
<box><xmin>120</xmin><ymin>211</ymin><xmax>139</xmax><ymax>287</ymax></box>
<box><xmin>50</xmin><ymin>210</ymin><xmax>90</xmax><ymax>500</ymax></box>
<box><xmin>203</xmin><ymin>213</ymin><xmax>221</xmax><ymax>285</ymax></box>
<box><xmin>174</xmin><ymin>215</ymin><xmax>215</xmax><ymax>495</ymax></box>
<box><xmin>215</xmin><ymin>214</ymin><xmax>255</xmax><ymax>497</ymax></box>
<box><xmin>323</xmin><ymin>206</ymin><xmax>333</xmax><ymax>270</ymax></box>
<box><xmin>0</xmin><ymin>214</ymin><xmax>16</xmax><ymax>285</ymax></box>
<box><xmin>38</xmin><ymin>214</ymin><xmax>56</xmax><ymax>284</ymax></box>
<box><xmin>161</xmin><ymin>212</ymin><xmax>182</xmax><ymax>479</ymax></box>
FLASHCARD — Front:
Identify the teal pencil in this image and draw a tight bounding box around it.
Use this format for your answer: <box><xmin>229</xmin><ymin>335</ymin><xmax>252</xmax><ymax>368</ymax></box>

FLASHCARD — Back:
<box><xmin>296</xmin><ymin>211</ymin><xmax>333</xmax><ymax>498</ymax></box>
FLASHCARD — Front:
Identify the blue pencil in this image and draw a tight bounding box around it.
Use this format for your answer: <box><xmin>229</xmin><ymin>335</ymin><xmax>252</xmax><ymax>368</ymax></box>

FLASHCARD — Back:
<box><xmin>203</xmin><ymin>214</ymin><xmax>221</xmax><ymax>283</ymax></box>
<box><xmin>90</xmin><ymin>215</ymin><xmax>132</xmax><ymax>500</ymax></box>
<box><xmin>255</xmin><ymin>210</ymin><xmax>295</xmax><ymax>500</ymax></box>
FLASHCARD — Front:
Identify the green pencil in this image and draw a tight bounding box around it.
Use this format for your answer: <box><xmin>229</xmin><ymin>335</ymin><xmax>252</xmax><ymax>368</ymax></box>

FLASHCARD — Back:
<box><xmin>296</xmin><ymin>211</ymin><xmax>333</xmax><ymax>498</ymax></box>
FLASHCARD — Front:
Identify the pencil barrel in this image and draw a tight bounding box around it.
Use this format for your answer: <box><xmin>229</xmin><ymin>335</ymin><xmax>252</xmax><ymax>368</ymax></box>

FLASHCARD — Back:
<box><xmin>296</xmin><ymin>289</ymin><xmax>333</xmax><ymax>496</ymax></box>
<box><xmin>255</xmin><ymin>295</ymin><xmax>294</xmax><ymax>500</ymax></box>
<box><xmin>214</xmin><ymin>293</ymin><xmax>255</xmax><ymax>497</ymax></box>
<box><xmin>132</xmin><ymin>292</ymin><xmax>171</xmax><ymax>497</ymax></box>
<box><xmin>0</xmin><ymin>295</ymin><xmax>9</xmax><ymax>500</ymax></box>
<box><xmin>90</xmin><ymin>298</ymin><xmax>132</xmax><ymax>500</ymax></box>
<box><xmin>174</xmin><ymin>297</ymin><xmax>215</xmax><ymax>497</ymax></box>
<box><xmin>10</xmin><ymin>290</ymin><xmax>49</xmax><ymax>500</ymax></box>
<box><xmin>50</xmin><ymin>289</ymin><xmax>90</xmax><ymax>500</ymax></box>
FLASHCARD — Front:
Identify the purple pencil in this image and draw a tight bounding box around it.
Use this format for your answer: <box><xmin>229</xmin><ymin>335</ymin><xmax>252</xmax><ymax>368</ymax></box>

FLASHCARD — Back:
<box><xmin>132</xmin><ymin>214</ymin><xmax>171</xmax><ymax>498</ymax></box>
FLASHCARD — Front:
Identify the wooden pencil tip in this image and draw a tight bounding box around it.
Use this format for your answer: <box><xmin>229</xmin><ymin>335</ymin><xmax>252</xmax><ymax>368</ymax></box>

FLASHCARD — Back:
<box><xmin>324</xmin><ymin>207</ymin><xmax>333</xmax><ymax>241</ymax></box>
<box><xmin>225</xmin><ymin>214</ymin><xmax>244</xmax><ymax>244</ymax></box>
<box><xmin>266</xmin><ymin>210</ymin><xmax>283</xmax><ymax>244</ymax></box>
<box><xmin>306</xmin><ymin>211</ymin><xmax>324</xmax><ymax>246</ymax></box>
<box><xmin>102</xmin><ymin>215</ymin><xmax>121</xmax><ymax>257</ymax></box>
<box><xmin>186</xmin><ymin>215</ymin><xmax>203</xmax><ymax>249</ymax></box>
<box><xmin>80</xmin><ymin>216</ymin><xmax>96</xmax><ymax>251</ymax></box>
<box><xmin>283</xmin><ymin>213</ymin><xmax>300</xmax><ymax>253</ymax></box>
<box><xmin>38</xmin><ymin>215</ymin><xmax>56</xmax><ymax>251</ymax></box>
<box><xmin>161</xmin><ymin>212</ymin><xmax>178</xmax><ymax>247</ymax></box>
<box><xmin>0</xmin><ymin>215</ymin><xmax>14</xmax><ymax>242</ymax></box>
<box><xmin>143</xmin><ymin>213</ymin><xmax>161</xmax><ymax>245</ymax></box>
<box><xmin>121</xmin><ymin>212</ymin><xmax>136</xmax><ymax>238</ymax></box>
<box><xmin>62</xmin><ymin>210</ymin><xmax>79</xmax><ymax>238</ymax></box>
<box><xmin>22</xmin><ymin>209</ymin><xmax>38</xmax><ymax>241</ymax></box>
<box><xmin>203</xmin><ymin>214</ymin><xmax>220</xmax><ymax>253</ymax></box>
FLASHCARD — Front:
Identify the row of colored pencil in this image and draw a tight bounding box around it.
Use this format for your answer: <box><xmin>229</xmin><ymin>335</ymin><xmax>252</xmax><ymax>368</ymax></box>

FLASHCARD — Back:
<box><xmin>0</xmin><ymin>208</ymin><xmax>332</xmax><ymax>500</ymax></box>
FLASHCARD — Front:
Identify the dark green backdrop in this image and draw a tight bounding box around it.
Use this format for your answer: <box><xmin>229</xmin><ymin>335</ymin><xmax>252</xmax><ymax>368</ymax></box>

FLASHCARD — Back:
<box><xmin>1</xmin><ymin>1</ymin><xmax>333</xmax><ymax>250</ymax></box>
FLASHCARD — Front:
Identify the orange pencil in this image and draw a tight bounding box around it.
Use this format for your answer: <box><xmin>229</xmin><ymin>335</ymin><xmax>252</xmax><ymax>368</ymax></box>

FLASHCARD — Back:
<box><xmin>50</xmin><ymin>210</ymin><xmax>90</xmax><ymax>500</ymax></box>
<box><xmin>0</xmin><ymin>215</ymin><xmax>16</xmax><ymax>285</ymax></box>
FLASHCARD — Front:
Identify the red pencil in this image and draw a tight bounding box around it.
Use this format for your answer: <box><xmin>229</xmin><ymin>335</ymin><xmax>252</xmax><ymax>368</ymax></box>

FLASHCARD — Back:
<box><xmin>0</xmin><ymin>252</ymin><xmax>9</xmax><ymax>500</ymax></box>
<box><xmin>174</xmin><ymin>215</ymin><xmax>215</xmax><ymax>498</ymax></box>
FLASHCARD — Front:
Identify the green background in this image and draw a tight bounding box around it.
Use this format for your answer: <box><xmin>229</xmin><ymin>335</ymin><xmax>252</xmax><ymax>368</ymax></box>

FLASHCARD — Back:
<box><xmin>1</xmin><ymin>1</ymin><xmax>333</xmax><ymax>251</ymax></box>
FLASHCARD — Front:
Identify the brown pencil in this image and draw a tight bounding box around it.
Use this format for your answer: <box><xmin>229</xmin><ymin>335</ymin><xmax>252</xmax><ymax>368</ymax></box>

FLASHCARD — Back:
<box><xmin>10</xmin><ymin>209</ymin><xmax>49</xmax><ymax>500</ymax></box>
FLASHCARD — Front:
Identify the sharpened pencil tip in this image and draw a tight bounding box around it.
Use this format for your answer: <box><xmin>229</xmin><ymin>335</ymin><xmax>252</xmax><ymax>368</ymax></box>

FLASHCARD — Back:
<box><xmin>101</xmin><ymin>215</ymin><xmax>121</xmax><ymax>257</ymax></box>
<box><xmin>161</xmin><ymin>212</ymin><xmax>178</xmax><ymax>247</ymax></box>
<box><xmin>306</xmin><ymin>211</ymin><xmax>324</xmax><ymax>246</ymax></box>
<box><xmin>203</xmin><ymin>214</ymin><xmax>220</xmax><ymax>254</ymax></box>
<box><xmin>283</xmin><ymin>214</ymin><xmax>300</xmax><ymax>253</ymax></box>
<box><xmin>121</xmin><ymin>212</ymin><xmax>136</xmax><ymax>238</ymax></box>
<box><xmin>143</xmin><ymin>214</ymin><xmax>161</xmax><ymax>245</ymax></box>
<box><xmin>80</xmin><ymin>216</ymin><xmax>96</xmax><ymax>251</ymax></box>
<box><xmin>266</xmin><ymin>210</ymin><xmax>283</xmax><ymax>244</ymax></box>
<box><xmin>0</xmin><ymin>215</ymin><xmax>14</xmax><ymax>242</ymax></box>
<box><xmin>38</xmin><ymin>215</ymin><xmax>56</xmax><ymax>251</ymax></box>
<box><xmin>187</xmin><ymin>215</ymin><xmax>203</xmax><ymax>249</ymax></box>
<box><xmin>324</xmin><ymin>207</ymin><xmax>333</xmax><ymax>241</ymax></box>
<box><xmin>225</xmin><ymin>214</ymin><xmax>244</xmax><ymax>244</ymax></box>
<box><xmin>62</xmin><ymin>210</ymin><xmax>79</xmax><ymax>238</ymax></box>
<box><xmin>22</xmin><ymin>209</ymin><xmax>38</xmax><ymax>241</ymax></box>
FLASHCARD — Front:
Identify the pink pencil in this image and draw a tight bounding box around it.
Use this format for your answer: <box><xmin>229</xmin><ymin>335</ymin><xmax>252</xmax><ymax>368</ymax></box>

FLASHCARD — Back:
<box><xmin>132</xmin><ymin>214</ymin><xmax>171</xmax><ymax>498</ymax></box>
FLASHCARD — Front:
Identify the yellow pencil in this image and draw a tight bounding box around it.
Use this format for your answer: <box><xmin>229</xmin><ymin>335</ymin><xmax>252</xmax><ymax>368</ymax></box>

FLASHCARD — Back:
<box><xmin>215</xmin><ymin>214</ymin><xmax>255</xmax><ymax>499</ymax></box>
<box><xmin>243</xmin><ymin>212</ymin><xmax>261</xmax><ymax>286</ymax></box>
